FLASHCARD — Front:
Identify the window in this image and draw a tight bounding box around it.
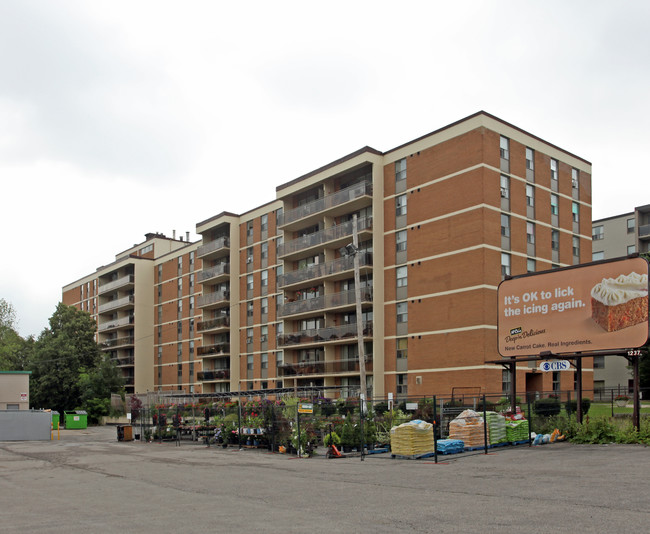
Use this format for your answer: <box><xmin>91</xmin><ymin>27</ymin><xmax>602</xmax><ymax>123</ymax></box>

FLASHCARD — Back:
<box><xmin>592</xmin><ymin>225</ymin><xmax>604</xmax><ymax>240</ymax></box>
<box><xmin>501</xmin><ymin>214</ymin><xmax>510</xmax><ymax>237</ymax></box>
<box><xmin>261</xmin><ymin>325</ymin><xmax>268</xmax><ymax>342</ymax></box>
<box><xmin>189</xmin><ymin>273</ymin><xmax>194</xmax><ymax>290</ymax></box>
<box><xmin>627</xmin><ymin>218</ymin><xmax>635</xmax><ymax>234</ymax></box>
<box><xmin>573</xmin><ymin>236</ymin><xmax>580</xmax><ymax>257</ymax></box>
<box><xmin>261</xmin><ymin>353</ymin><xmax>268</xmax><ymax>369</ymax></box>
<box><xmin>396</xmin><ymin>374</ymin><xmax>408</xmax><ymax>395</ymax></box>
<box><xmin>396</xmin><ymin>301</ymin><xmax>408</xmax><ymax>323</ymax></box>
<box><xmin>140</xmin><ymin>244</ymin><xmax>153</xmax><ymax>255</ymax></box>
<box><xmin>396</xmin><ymin>338</ymin><xmax>408</xmax><ymax>359</ymax></box>
<box><xmin>395</xmin><ymin>158</ymin><xmax>407</xmax><ymax>181</ymax></box>
<box><xmin>247</xmin><ymin>355</ymin><xmax>254</xmax><ymax>370</ymax></box>
<box><xmin>396</xmin><ymin>230</ymin><xmax>407</xmax><ymax>252</ymax></box>
<box><xmin>501</xmin><ymin>253</ymin><xmax>511</xmax><ymax>278</ymax></box>
<box><xmin>261</xmin><ymin>214</ymin><xmax>268</xmax><ymax>232</ymax></box>
<box><xmin>395</xmin><ymin>194</ymin><xmax>407</xmax><ymax>216</ymax></box>
<box><xmin>261</xmin><ymin>242</ymin><xmax>268</xmax><ymax>259</ymax></box>
<box><xmin>190</xmin><ymin>251</ymin><xmax>194</xmax><ymax>267</ymax></box>
<box><xmin>246</xmin><ymin>221</ymin><xmax>254</xmax><ymax>237</ymax></box>
<box><xmin>178</xmin><ymin>256</ymin><xmax>183</xmax><ymax>275</ymax></box>
<box><xmin>526</xmin><ymin>147</ymin><xmax>534</xmax><ymax>170</ymax></box>
<box><xmin>246</xmin><ymin>328</ymin><xmax>253</xmax><ymax>344</ymax></box>
<box><xmin>526</xmin><ymin>222</ymin><xmax>535</xmax><ymax>244</ymax></box>
<box><xmin>526</xmin><ymin>184</ymin><xmax>535</xmax><ymax>206</ymax></box>
<box><xmin>552</xmin><ymin>371</ymin><xmax>560</xmax><ymax>392</ymax></box>
<box><xmin>593</xmin><ymin>356</ymin><xmax>605</xmax><ymax>369</ymax></box>
<box><xmin>592</xmin><ymin>251</ymin><xmax>604</xmax><ymax>261</ymax></box>
<box><xmin>158</xmin><ymin>264</ymin><xmax>163</xmax><ymax>282</ymax></box>
<box><xmin>247</xmin><ymin>301</ymin><xmax>254</xmax><ymax>317</ymax></box>
<box><xmin>261</xmin><ymin>297</ymin><xmax>268</xmax><ymax>315</ymax></box>
<box><xmin>572</xmin><ymin>202</ymin><xmax>580</xmax><ymax>223</ymax></box>
<box><xmin>500</xmin><ymin>175</ymin><xmax>509</xmax><ymax>198</ymax></box>
<box><xmin>527</xmin><ymin>258</ymin><xmax>536</xmax><ymax>273</ymax></box>
<box><xmin>500</xmin><ymin>136</ymin><xmax>509</xmax><ymax>160</ymax></box>
<box><xmin>572</xmin><ymin>168</ymin><xmax>579</xmax><ymax>189</ymax></box>
<box><xmin>396</xmin><ymin>266</ymin><xmax>408</xmax><ymax>288</ymax></box>
<box><xmin>628</xmin><ymin>244</ymin><xmax>637</xmax><ymax>255</ymax></box>
<box><xmin>550</xmin><ymin>159</ymin><xmax>558</xmax><ymax>181</ymax></box>
<box><xmin>247</xmin><ymin>274</ymin><xmax>254</xmax><ymax>290</ymax></box>
<box><xmin>189</xmin><ymin>296</ymin><xmax>194</xmax><ymax>311</ymax></box>
<box><xmin>550</xmin><ymin>194</ymin><xmax>559</xmax><ymax>215</ymax></box>
<box><xmin>502</xmin><ymin>369</ymin><xmax>511</xmax><ymax>395</ymax></box>
<box><xmin>261</xmin><ymin>270</ymin><xmax>268</xmax><ymax>287</ymax></box>
<box><xmin>551</xmin><ymin>229</ymin><xmax>560</xmax><ymax>251</ymax></box>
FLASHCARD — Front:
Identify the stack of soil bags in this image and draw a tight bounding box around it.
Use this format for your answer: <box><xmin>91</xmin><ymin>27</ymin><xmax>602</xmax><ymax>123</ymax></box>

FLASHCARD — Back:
<box><xmin>486</xmin><ymin>411</ymin><xmax>507</xmax><ymax>444</ymax></box>
<box><xmin>505</xmin><ymin>419</ymin><xmax>529</xmax><ymax>442</ymax></box>
<box><xmin>448</xmin><ymin>409</ymin><xmax>485</xmax><ymax>448</ymax></box>
<box><xmin>390</xmin><ymin>419</ymin><xmax>434</xmax><ymax>457</ymax></box>
<box><xmin>436</xmin><ymin>439</ymin><xmax>464</xmax><ymax>454</ymax></box>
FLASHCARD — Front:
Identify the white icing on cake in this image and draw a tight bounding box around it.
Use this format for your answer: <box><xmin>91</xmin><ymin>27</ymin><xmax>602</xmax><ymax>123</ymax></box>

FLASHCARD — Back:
<box><xmin>591</xmin><ymin>272</ymin><xmax>648</xmax><ymax>306</ymax></box>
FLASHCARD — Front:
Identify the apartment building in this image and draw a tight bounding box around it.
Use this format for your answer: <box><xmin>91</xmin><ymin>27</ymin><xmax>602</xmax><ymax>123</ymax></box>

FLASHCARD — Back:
<box><xmin>63</xmin><ymin>111</ymin><xmax>593</xmax><ymax>399</ymax></box>
<box><xmin>591</xmin><ymin>204</ymin><xmax>650</xmax><ymax>391</ymax></box>
<box><xmin>63</xmin><ymin>232</ymin><xmax>200</xmax><ymax>395</ymax></box>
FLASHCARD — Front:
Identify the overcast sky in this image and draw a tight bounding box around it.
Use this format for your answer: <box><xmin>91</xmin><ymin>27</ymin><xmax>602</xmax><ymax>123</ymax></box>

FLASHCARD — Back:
<box><xmin>1</xmin><ymin>0</ymin><xmax>649</xmax><ymax>338</ymax></box>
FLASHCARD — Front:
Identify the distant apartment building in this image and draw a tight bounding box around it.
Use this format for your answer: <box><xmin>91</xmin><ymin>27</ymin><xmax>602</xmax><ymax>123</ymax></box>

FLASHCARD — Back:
<box><xmin>591</xmin><ymin>204</ymin><xmax>650</xmax><ymax>392</ymax></box>
<box><xmin>63</xmin><ymin>111</ymin><xmax>593</xmax><ymax>399</ymax></box>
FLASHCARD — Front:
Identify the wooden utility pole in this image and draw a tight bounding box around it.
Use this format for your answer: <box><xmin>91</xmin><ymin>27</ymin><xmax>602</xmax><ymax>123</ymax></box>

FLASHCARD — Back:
<box><xmin>352</xmin><ymin>214</ymin><xmax>368</xmax><ymax>412</ymax></box>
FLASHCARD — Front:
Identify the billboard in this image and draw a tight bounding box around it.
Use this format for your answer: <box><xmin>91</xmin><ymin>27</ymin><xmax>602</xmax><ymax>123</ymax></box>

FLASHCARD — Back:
<box><xmin>498</xmin><ymin>256</ymin><xmax>649</xmax><ymax>357</ymax></box>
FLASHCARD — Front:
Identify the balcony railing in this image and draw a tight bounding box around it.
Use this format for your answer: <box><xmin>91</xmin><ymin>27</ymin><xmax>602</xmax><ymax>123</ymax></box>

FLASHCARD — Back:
<box><xmin>278</xmin><ymin>355</ymin><xmax>373</xmax><ymax>377</ymax></box>
<box><xmin>639</xmin><ymin>223</ymin><xmax>650</xmax><ymax>239</ymax></box>
<box><xmin>98</xmin><ymin>275</ymin><xmax>134</xmax><ymax>295</ymax></box>
<box><xmin>197</xmin><ymin>236</ymin><xmax>229</xmax><ymax>258</ymax></box>
<box><xmin>98</xmin><ymin>315</ymin><xmax>134</xmax><ymax>332</ymax></box>
<box><xmin>197</xmin><ymin>369</ymin><xmax>230</xmax><ymax>381</ymax></box>
<box><xmin>278</xmin><ymin>216</ymin><xmax>372</xmax><ymax>257</ymax></box>
<box><xmin>197</xmin><ymin>290</ymin><xmax>230</xmax><ymax>309</ymax></box>
<box><xmin>197</xmin><ymin>316</ymin><xmax>231</xmax><ymax>332</ymax></box>
<box><xmin>114</xmin><ymin>357</ymin><xmax>135</xmax><ymax>366</ymax></box>
<box><xmin>200</xmin><ymin>263</ymin><xmax>230</xmax><ymax>284</ymax></box>
<box><xmin>278</xmin><ymin>181</ymin><xmax>372</xmax><ymax>227</ymax></box>
<box><xmin>278</xmin><ymin>288</ymin><xmax>371</xmax><ymax>317</ymax></box>
<box><xmin>98</xmin><ymin>295</ymin><xmax>135</xmax><ymax>313</ymax></box>
<box><xmin>278</xmin><ymin>253</ymin><xmax>372</xmax><ymax>288</ymax></box>
<box><xmin>278</xmin><ymin>321</ymin><xmax>373</xmax><ymax>347</ymax></box>
<box><xmin>102</xmin><ymin>336</ymin><xmax>135</xmax><ymax>349</ymax></box>
<box><xmin>197</xmin><ymin>343</ymin><xmax>230</xmax><ymax>357</ymax></box>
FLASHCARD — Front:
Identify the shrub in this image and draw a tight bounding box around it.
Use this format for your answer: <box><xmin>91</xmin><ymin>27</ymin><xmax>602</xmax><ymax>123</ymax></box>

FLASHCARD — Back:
<box><xmin>565</xmin><ymin>398</ymin><xmax>591</xmax><ymax>415</ymax></box>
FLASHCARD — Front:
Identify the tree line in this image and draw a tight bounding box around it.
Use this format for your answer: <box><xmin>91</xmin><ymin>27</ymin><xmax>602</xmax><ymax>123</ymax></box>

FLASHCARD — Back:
<box><xmin>1</xmin><ymin>299</ymin><xmax>124</xmax><ymax>423</ymax></box>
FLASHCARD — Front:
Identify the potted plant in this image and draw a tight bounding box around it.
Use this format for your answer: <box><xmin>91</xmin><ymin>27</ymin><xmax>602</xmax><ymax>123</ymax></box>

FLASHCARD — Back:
<box><xmin>323</xmin><ymin>430</ymin><xmax>341</xmax><ymax>448</ymax></box>
<box><xmin>614</xmin><ymin>395</ymin><xmax>629</xmax><ymax>407</ymax></box>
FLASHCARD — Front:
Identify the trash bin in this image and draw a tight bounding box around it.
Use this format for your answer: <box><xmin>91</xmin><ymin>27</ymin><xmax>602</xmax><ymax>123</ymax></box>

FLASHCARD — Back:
<box><xmin>64</xmin><ymin>410</ymin><xmax>88</xmax><ymax>429</ymax></box>
<box><xmin>51</xmin><ymin>411</ymin><xmax>60</xmax><ymax>430</ymax></box>
<box><xmin>117</xmin><ymin>425</ymin><xmax>133</xmax><ymax>442</ymax></box>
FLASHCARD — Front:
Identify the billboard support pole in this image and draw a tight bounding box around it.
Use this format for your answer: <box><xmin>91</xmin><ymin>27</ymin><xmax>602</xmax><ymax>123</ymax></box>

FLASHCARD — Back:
<box><xmin>509</xmin><ymin>360</ymin><xmax>517</xmax><ymax>414</ymax></box>
<box><xmin>632</xmin><ymin>355</ymin><xmax>640</xmax><ymax>431</ymax></box>
<box><xmin>576</xmin><ymin>356</ymin><xmax>583</xmax><ymax>424</ymax></box>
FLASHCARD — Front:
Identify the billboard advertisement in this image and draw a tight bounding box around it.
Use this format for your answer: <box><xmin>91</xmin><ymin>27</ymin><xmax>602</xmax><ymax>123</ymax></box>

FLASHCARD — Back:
<box><xmin>498</xmin><ymin>256</ymin><xmax>649</xmax><ymax>357</ymax></box>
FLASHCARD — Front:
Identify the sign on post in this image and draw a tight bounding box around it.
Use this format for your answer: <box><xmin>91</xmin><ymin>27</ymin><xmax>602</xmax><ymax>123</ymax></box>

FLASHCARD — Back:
<box><xmin>298</xmin><ymin>403</ymin><xmax>313</xmax><ymax>414</ymax></box>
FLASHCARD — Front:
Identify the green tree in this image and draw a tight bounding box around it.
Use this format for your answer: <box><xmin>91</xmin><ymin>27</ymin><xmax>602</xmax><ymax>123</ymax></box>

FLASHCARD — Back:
<box><xmin>0</xmin><ymin>298</ymin><xmax>33</xmax><ymax>370</ymax></box>
<box><xmin>30</xmin><ymin>303</ymin><xmax>123</xmax><ymax>416</ymax></box>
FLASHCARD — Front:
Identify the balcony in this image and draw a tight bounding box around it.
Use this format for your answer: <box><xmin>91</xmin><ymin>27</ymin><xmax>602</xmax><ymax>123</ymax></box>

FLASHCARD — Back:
<box><xmin>197</xmin><ymin>343</ymin><xmax>230</xmax><ymax>357</ymax></box>
<box><xmin>278</xmin><ymin>355</ymin><xmax>373</xmax><ymax>377</ymax></box>
<box><xmin>278</xmin><ymin>321</ymin><xmax>373</xmax><ymax>347</ymax></box>
<box><xmin>197</xmin><ymin>236</ymin><xmax>230</xmax><ymax>260</ymax></box>
<box><xmin>197</xmin><ymin>316</ymin><xmax>230</xmax><ymax>333</ymax></box>
<box><xmin>114</xmin><ymin>356</ymin><xmax>135</xmax><ymax>367</ymax></box>
<box><xmin>101</xmin><ymin>336</ymin><xmax>135</xmax><ymax>349</ymax></box>
<box><xmin>278</xmin><ymin>253</ymin><xmax>372</xmax><ymax>289</ymax></box>
<box><xmin>200</xmin><ymin>263</ymin><xmax>230</xmax><ymax>284</ymax></box>
<box><xmin>98</xmin><ymin>295</ymin><xmax>134</xmax><ymax>314</ymax></box>
<box><xmin>639</xmin><ymin>223</ymin><xmax>650</xmax><ymax>240</ymax></box>
<box><xmin>278</xmin><ymin>181</ymin><xmax>373</xmax><ymax>231</ymax></box>
<box><xmin>98</xmin><ymin>275</ymin><xmax>134</xmax><ymax>295</ymax></box>
<box><xmin>278</xmin><ymin>216</ymin><xmax>372</xmax><ymax>260</ymax></box>
<box><xmin>197</xmin><ymin>290</ymin><xmax>230</xmax><ymax>310</ymax></box>
<box><xmin>98</xmin><ymin>315</ymin><xmax>134</xmax><ymax>332</ymax></box>
<box><xmin>197</xmin><ymin>369</ymin><xmax>231</xmax><ymax>381</ymax></box>
<box><xmin>278</xmin><ymin>288</ymin><xmax>372</xmax><ymax>318</ymax></box>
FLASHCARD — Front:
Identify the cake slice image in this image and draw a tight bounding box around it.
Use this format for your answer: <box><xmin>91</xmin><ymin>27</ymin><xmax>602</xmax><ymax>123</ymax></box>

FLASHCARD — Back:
<box><xmin>591</xmin><ymin>272</ymin><xmax>648</xmax><ymax>332</ymax></box>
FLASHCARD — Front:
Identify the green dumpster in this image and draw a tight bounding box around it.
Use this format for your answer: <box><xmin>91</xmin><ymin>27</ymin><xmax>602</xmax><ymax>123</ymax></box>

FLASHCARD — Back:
<box><xmin>51</xmin><ymin>411</ymin><xmax>60</xmax><ymax>429</ymax></box>
<box><xmin>64</xmin><ymin>410</ymin><xmax>88</xmax><ymax>429</ymax></box>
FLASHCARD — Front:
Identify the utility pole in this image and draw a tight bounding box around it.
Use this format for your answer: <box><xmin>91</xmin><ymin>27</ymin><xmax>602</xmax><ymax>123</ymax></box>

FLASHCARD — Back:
<box><xmin>352</xmin><ymin>214</ymin><xmax>368</xmax><ymax>412</ymax></box>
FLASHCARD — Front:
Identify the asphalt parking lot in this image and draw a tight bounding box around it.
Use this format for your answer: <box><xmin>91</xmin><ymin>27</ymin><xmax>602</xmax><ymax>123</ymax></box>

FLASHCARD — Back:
<box><xmin>1</xmin><ymin>426</ymin><xmax>649</xmax><ymax>533</ymax></box>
